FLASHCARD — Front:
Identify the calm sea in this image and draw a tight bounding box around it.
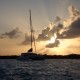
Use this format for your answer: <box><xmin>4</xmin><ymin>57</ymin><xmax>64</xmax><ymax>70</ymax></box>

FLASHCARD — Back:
<box><xmin>0</xmin><ymin>59</ymin><xmax>80</xmax><ymax>80</ymax></box>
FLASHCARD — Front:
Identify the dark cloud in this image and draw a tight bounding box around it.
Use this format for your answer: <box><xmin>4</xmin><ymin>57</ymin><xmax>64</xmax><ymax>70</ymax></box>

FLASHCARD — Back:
<box><xmin>20</xmin><ymin>33</ymin><xmax>31</xmax><ymax>45</ymax></box>
<box><xmin>37</xmin><ymin>22</ymin><xmax>63</xmax><ymax>41</ymax></box>
<box><xmin>59</xmin><ymin>18</ymin><xmax>80</xmax><ymax>39</ymax></box>
<box><xmin>37</xmin><ymin>27</ymin><xmax>50</xmax><ymax>41</ymax></box>
<box><xmin>57</xmin><ymin>6</ymin><xmax>80</xmax><ymax>39</ymax></box>
<box><xmin>1</xmin><ymin>27</ymin><xmax>22</xmax><ymax>39</ymax></box>
<box><xmin>69</xmin><ymin>5</ymin><xmax>80</xmax><ymax>19</ymax></box>
<box><xmin>55</xmin><ymin>16</ymin><xmax>61</xmax><ymax>22</ymax></box>
<box><xmin>20</xmin><ymin>33</ymin><xmax>35</xmax><ymax>45</ymax></box>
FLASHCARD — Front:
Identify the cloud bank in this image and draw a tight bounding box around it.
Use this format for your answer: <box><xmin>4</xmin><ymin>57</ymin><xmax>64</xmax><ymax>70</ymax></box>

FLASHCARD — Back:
<box><xmin>0</xmin><ymin>27</ymin><xmax>22</xmax><ymax>39</ymax></box>
<box><xmin>37</xmin><ymin>6</ymin><xmax>80</xmax><ymax>48</ymax></box>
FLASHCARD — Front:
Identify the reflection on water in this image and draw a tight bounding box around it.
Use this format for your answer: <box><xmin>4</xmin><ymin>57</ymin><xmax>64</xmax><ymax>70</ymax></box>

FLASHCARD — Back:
<box><xmin>0</xmin><ymin>59</ymin><xmax>80</xmax><ymax>80</ymax></box>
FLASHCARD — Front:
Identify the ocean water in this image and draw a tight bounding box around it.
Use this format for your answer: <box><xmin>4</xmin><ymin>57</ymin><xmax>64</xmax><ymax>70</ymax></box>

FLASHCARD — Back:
<box><xmin>0</xmin><ymin>59</ymin><xmax>80</xmax><ymax>80</ymax></box>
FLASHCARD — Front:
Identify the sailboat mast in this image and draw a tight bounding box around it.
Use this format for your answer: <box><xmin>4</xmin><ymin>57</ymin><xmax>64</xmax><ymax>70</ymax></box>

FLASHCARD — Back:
<box><xmin>29</xmin><ymin>9</ymin><xmax>37</xmax><ymax>53</ymax></box>
<box><xmin>29</xmin><ymin>9</ymin><xmax>33</xmax><ymax>49</ymax></box>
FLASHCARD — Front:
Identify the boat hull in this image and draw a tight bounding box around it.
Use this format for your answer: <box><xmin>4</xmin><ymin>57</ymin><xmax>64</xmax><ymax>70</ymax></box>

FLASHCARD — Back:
<box><xmin>17</xmin><ymin>52</ymin><xmax>45</xmax><ymax>61</ymax></box>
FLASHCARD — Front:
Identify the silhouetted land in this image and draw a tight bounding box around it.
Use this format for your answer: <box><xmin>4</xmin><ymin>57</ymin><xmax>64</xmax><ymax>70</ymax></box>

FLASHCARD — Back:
<box><xmin>0</xmin><ymin>55</ymin><xmax>18</xmax><ymax>59</ymax></box>
<box><xmin>0</xmin><ymin>54</ymin><xmax>80</xmax><ymax>59</ymax></box>
<box><xmin>44</xmin><ymin>54</ymin><xmax>80</xmax><ymax>59</ymax></box>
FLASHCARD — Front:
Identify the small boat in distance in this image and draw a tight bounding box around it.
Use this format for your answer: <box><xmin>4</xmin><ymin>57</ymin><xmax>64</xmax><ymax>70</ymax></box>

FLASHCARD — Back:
<box><xmin>18</xmin><ymin>10</ymin><xmax>45</xmax><ymax>60</ymax></box>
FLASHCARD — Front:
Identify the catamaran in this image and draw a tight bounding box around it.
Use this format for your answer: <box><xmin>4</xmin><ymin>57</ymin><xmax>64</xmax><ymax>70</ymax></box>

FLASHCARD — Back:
<box><xmin>18</xmin><ymin>10</ymin><xmax>45</xmax><ymax>60</ymax></box>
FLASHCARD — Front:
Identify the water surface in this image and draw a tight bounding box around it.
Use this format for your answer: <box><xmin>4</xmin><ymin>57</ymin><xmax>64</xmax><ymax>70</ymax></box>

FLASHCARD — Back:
<box><xmin>0</xmin><ymin>59</ymin><xmax>80</xmax><ymax>80</ymax></box>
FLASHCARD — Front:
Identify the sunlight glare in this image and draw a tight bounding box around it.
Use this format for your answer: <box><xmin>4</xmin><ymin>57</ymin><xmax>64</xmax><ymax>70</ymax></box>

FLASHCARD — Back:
<box><xmin>49</xmin><ymin>37</ymin><xmax>55</xmax><ymax>43</ymax></box>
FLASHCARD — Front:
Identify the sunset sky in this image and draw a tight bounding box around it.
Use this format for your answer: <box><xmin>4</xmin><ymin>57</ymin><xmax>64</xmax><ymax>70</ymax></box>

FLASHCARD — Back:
<box><xmin>0</xmin><ymin>0</ymin><xmax>80</xmax><ymax>55</ymax></box>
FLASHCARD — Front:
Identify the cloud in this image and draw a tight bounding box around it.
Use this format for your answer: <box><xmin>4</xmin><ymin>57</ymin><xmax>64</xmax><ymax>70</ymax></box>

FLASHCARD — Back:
<box><xmin>0</xmin><ymin>35</ymin><xmax>5</xmax><ymax>39</ymax></box>
<box><xmin>37</xmin><ymin>20</ymin><xmax>63</xmax><ymax>48</ymax></box>
<box><xmin>58</xmin><ymin>6</ymin><xmax>80</xmax><ymax>39</ymax></box>
<box><xmin>37</xmin><ymin>18</ymin><xmax>63</xmax><ymax>41</ymax></box>
<box><xmin>1</xmin><ymin>27</ymin><xmax>22</xmax><ymax>39</ymax></box>
<box><xmin>55</xmin><ymin>16</ymin><xmax>61</xmax><ymax>23</ymax></box>
<box><xmin>20</xmin><ymin>33</ymin><xmax>36</xmax><ymax>45</ymax></box>
<box><xmin>69</xmin><ymin>5</ymin><xmax>80</xmax><ymax>19</ymax></box>
<box><xmin>37</xmin><ymin>6</ymin><xmax>80</xmax><ymax>48</ymax></box>
<box><xmin>20</xmin><ymin>33</ymin><xmax>31</xmax><ymax>45</ymax></box>
<box><xmin>37</xmin><ymin>27</ymin><xmax>50</xmax><ymax>41</ymax></box>
<box><xmin>60</xmin><ymin>18</ymin><xmax>80</xmax><ymax>39</ymax></box>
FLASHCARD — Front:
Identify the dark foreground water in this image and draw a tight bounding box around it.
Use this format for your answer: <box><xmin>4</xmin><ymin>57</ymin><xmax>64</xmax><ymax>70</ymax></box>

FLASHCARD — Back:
<box><xmin>0</xmin><ymin>59</ymin><xmax>80</xmax><ymax>80</ymax></box>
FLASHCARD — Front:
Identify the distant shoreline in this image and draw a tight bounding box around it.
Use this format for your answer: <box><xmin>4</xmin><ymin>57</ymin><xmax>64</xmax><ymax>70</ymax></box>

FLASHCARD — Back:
<box><xmin>0</xmin><ymin>54</ymin><xmax>80</xmax><ymax>59</ymax></box>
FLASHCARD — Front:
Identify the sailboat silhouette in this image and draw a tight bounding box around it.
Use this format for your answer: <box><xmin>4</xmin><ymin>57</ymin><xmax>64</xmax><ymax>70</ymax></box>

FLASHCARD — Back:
<box><xmin>18</xmin><ymin>10</ymin><xmax>45</xmax><ymax>60</ymax></box>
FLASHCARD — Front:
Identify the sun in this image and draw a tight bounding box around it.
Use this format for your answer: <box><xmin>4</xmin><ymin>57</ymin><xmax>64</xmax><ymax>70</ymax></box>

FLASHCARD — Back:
<box><xmin>45</xmin><ymin>36</ymin><xmax>56</xmax><ymax>45</ymax></box>
<box><xmin>46</xmin><ymin>33</ymin><xmax>57</xmax><ymax>45</ymax></box>
<box><xmin>49</xmin><ymin>37</ymin><xmax>55</xmax><ymax>43</ymax></box>
<box><xmin>49</xmin><ymin>33</ymin><xmax>57</xmax><ymax>43</ymax></box>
